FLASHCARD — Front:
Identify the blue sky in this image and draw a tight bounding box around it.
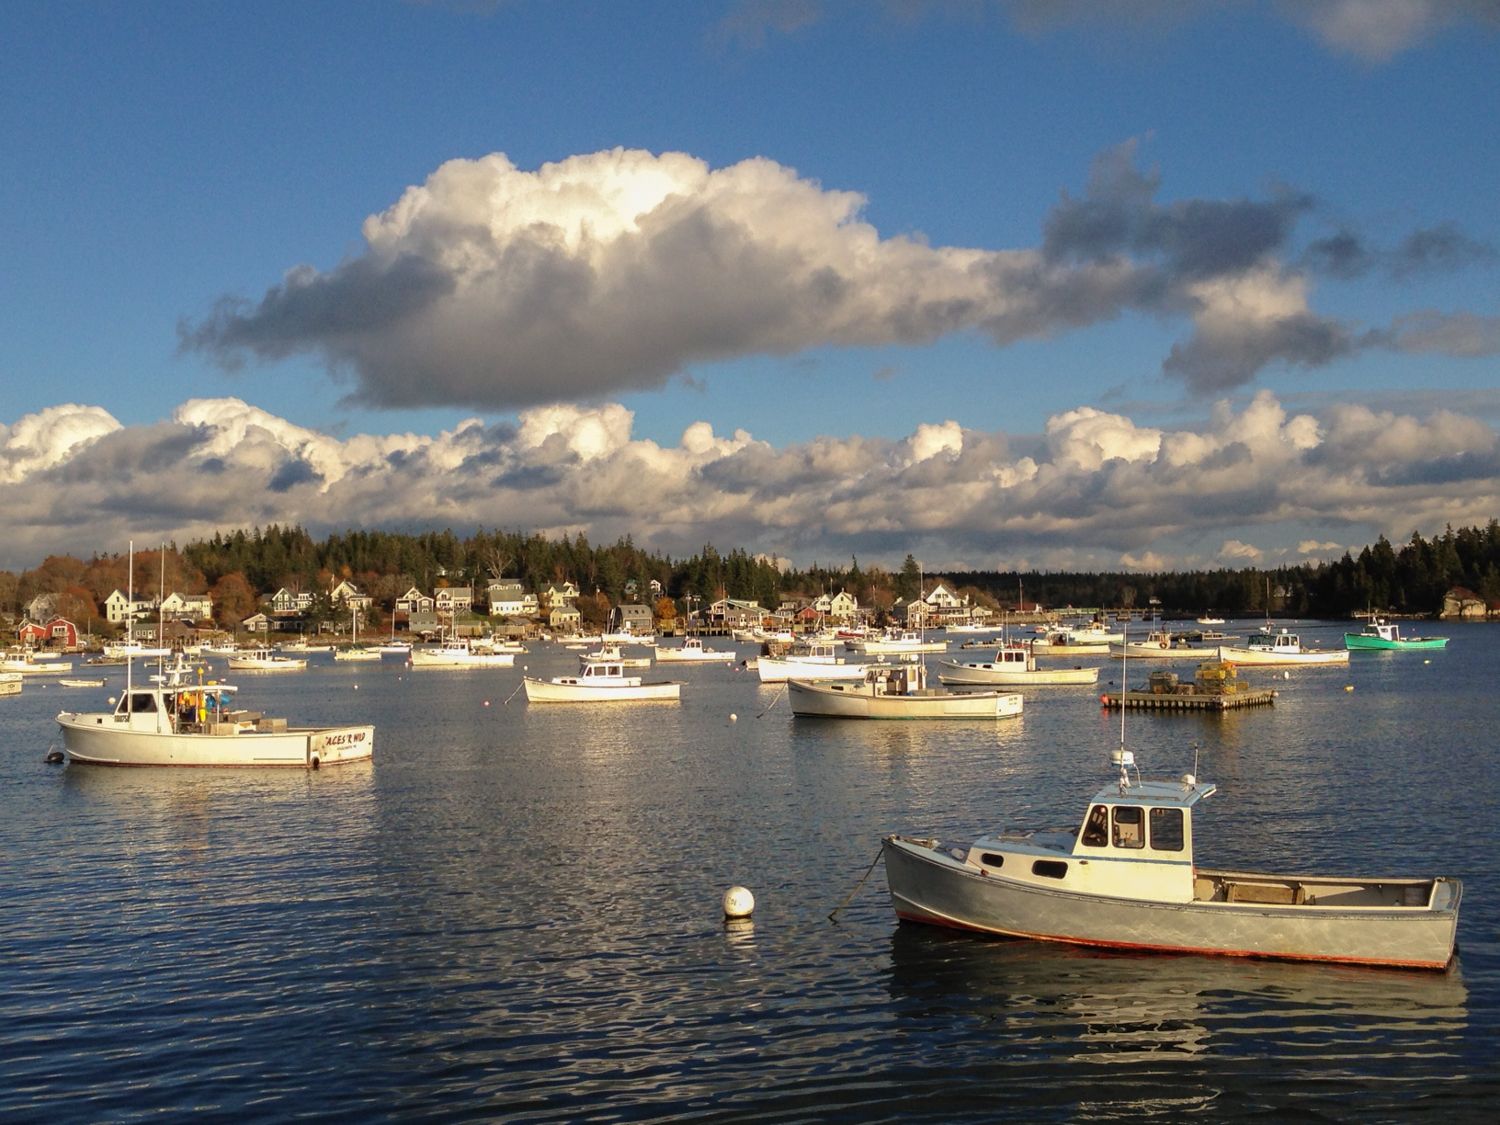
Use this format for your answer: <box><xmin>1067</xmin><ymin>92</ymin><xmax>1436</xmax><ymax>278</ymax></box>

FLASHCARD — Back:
<box><xmin>1</xmin><ymin>1</ymin><xmax>1497</xmax><ymax>574</ymax></box>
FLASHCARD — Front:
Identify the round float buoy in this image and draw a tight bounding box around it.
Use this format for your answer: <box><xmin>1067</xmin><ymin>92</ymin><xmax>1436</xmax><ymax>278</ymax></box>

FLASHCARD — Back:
<box><xmin>1345</xmin><ymin>684</ymin><xmax>1354</xmax><ymax>692</ymax></box>
<box><xmin>45</xmin><ymin>749</ymin><xmax>64</xmax><ymax>764</ymax></box>
<box><xmin>722</xmin><ymin>885</ymin><xmax>755</xmax><ymax>920</ymax></box>
<box><xmin>483</xmin><ymin>700</ymin><xmax>491</xmax><ymax>707</ymax></box>
<box><xmin>729</xmin><ymin>713</ymin><xmax>738</xmax><ymax>723</ymax></box>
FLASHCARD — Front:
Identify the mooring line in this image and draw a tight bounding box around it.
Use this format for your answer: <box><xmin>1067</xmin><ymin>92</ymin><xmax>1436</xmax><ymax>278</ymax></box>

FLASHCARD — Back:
<box><xmin>828</xmin><ymin>847</ymin><xmax>884</xmax><ymax>923</ymax></box>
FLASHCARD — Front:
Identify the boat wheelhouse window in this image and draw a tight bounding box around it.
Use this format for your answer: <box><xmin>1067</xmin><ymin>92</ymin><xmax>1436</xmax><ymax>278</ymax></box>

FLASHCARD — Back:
<box><xmin>980</xmin><ymin>853</ymin><xmax>1005</xmax><ymax>869</ymax></box>
<box><xmin>1081</xmin><ymin>804</ymin><xmax>1109</xmax><ymax>848</ymax></box>
<box><xmin>1149</xmin><ymin>807</ymin><xmax>1185</xmax><ymax>851</ymax></box>
<box><xmin>1032</xmin><ymin>860</ymin><xmax>1068</xmax><ymax>879</ymax></box>
<box><xmin>128</xmin><ymin>693</ymin><xmax>157</xmax><ymax>714</ymax></box>
<box><xmin>1111</xmin><ymin>806</ymin><xmax>1145</xmax><ymax>849</ymax></box>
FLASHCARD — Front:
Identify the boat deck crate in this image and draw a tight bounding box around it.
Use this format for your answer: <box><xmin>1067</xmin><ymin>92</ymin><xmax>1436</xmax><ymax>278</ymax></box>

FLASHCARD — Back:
<box><xmin>255</xmin><ymin>717</ymin><xmax>288</xmax><ymax>733</ymax></box>
<box><xmin>1225</xmin><ymin>880</ymin><xmax>1305</xmax><ymax>905</ymax></box>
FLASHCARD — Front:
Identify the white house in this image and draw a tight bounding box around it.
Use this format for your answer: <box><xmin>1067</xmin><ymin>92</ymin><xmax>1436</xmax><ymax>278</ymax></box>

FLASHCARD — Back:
<box><xmin>395</xmin><ymin>587</ymin><xmax>435</xmax><ymax>616</ymax></box>
<box><xmin>103</xmin><ymin>589</ymin><xmax>152</xmax><ymax>624</ymax></box>
<box><xmin>434</xmin><ymin>586</ymin><xmax>474</xmax><ymax>614</ymax></box>
<box><xmin>542</xmin><ymin>581</ymin><xmax>580</xmax><ymax>608</ymax></box>
<box><xmin>486</xmin><ymin>580</ymin><xmax>538</xmax><ymax>618</ymax></box>
<box><xmin>159</xmin><ymin>591</ymin><xmax>214</xmax><ymax>621</ymax></box>
<box><xmin>329</xmin><ymin>579</ymin><xmax>374</xmax><ymax>612</ymax></box>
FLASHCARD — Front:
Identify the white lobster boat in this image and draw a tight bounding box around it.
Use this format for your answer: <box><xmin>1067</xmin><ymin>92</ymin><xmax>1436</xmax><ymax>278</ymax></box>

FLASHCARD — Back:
<box><xmin>1109</xmin><ymin>630</ymin><xmax>1218</xmax><ymax>660</ymax></box>
<box><xmin>654</xmin><ymin>636</ymin><xmax>736</xmax><ymax>663</ymax></box>
<box><xmin>847</xmin><ymin>629</ymin><xmax>948</xmax><ymax>655</ymax></box>
<box><xmin>2</xmin><ymin>648</ymin><xmax>74</xmax><ymax>675</ymax></box>
<box><xmin>523</xmin><ymin>659</ymin><xmax>682</xmax><ymax>703</ymax></box>
<box><xmin>789</xmin><ymin>661</ymin><xmax>1022</xmax><ymax>720</ymax></box>
<box><xmin>937</xmin><ymin>642</ymin><xmax>1099</xmax><ymax>686</ymax></box>
<box><xmin>883</xmin><ymin>752</ymin><xmax>1460</xmax><ymax>970</ymax></box>
<box><xmin>55</xmin><ymin>658</ymin><xmax>373</xmax><ymax>768</ymax></box>
<box><xmin>409</xmin><ymin>638</ymin><xmax>518</xmax><ymax>668</ymax></box>
<box><xmin>756</xmin><ymin>640</ymin><xmax>867</xmax><ymax>683</ymax></box>
<box><xmin>227</xmin><ymin>647</ymin><xmax>307</xmax><ymax>672</ymax></box>
<box><xmin>1217</xmin><ymin>629</ymin><xmax>1349</xmax><ymax>667</ymax></box>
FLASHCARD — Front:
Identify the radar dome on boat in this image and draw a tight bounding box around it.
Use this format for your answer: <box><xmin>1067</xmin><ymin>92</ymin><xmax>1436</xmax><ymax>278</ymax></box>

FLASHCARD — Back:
<box><xmin>1109</xmin><ymin>748</ymin><xmax>1134</xmax><ymax>767</ymax></box>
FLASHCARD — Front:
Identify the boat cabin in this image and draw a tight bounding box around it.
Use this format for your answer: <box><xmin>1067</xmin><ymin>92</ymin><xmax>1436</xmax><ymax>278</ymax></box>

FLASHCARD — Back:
<box><xmin>964</xmin><ymin>774</ymin><xmax>1215</xmax><ymax>904</ymax></box>
<box><xmin>1245</xmin><ymin>630</ymin><xmax>1301</xmax><ymax>655</ymax></box>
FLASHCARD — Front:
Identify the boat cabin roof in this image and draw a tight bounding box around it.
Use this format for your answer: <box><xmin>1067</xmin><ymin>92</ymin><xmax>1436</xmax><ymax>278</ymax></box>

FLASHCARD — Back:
<box><xmin>1088</xmin><ymin>777</ymin><xmax>1216</xmax><ymax>810</ymax></box>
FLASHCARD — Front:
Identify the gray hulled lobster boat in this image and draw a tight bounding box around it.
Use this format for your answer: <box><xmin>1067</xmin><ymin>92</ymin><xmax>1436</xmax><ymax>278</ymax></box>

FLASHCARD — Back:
<box><xmin>883</xmin><ymin>751</ymin><xmax>1460</xmax><ymax>970</ymax></box>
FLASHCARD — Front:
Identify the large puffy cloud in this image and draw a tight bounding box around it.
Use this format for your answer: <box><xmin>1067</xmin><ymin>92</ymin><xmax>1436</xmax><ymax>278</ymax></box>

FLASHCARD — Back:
<box><xmin>181</xmin><ymin>143</ymin><xmax>1491</xmax><ymax>405</ymax></box>
<box><xmin>2</xmin><ymin>391</ymin><xmax>1497</xmax><ymax>574</ymax></box>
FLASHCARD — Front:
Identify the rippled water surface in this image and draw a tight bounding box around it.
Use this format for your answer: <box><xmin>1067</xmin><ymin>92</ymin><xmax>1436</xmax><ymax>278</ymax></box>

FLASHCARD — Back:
<box><xmin>3</xmin><ymin>623</ymin><xmax>1498</xmax><ymax>1120</ymax></box>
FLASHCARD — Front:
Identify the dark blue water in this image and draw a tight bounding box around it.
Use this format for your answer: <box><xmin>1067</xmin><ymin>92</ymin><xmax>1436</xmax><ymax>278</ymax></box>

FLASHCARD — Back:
<box><xmin>3</xmin><ymin>622</ymin><xmax>1497</xmax><ymax>1120</ymax></box>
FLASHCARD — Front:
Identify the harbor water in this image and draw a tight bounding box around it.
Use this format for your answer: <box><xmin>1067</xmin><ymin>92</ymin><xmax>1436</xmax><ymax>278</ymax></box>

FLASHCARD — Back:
<box><xmin>3</xmin><ymin>623</ymin><xmax>1498</xmax><ymax>1120</ymax></box>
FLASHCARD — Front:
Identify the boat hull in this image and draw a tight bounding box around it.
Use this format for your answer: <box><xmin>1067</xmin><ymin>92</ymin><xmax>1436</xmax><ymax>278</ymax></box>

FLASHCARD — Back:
<box><xmin>936</xmin><ymin>660</ymin><xmax>1098</xmax><ymax>686</ymax></box>
<box><xmin>882</xmin><ymin>836</ymin><xmax>1459</xmax><ymax>970</ymax></box>
<box><xmin>1344</xmin><ymin>634</ymin><xmax>1449</xmax><ymax>651</ymax></box>
<box><xmin>789</xmin><ymin>680</ymin><xmax>1023</xmax><ymax>719</ymax></box>
<box><xmin>523</xmin><ymin>677</ymin><xmax>681</xmax><ymax>703</ymax></box>
<box><xmin>654</xmin><ymin>649</ymin><xmax>735</xmax><ymax>662</ymax></box>
<box><xmin>56</xmin><ymin>714</ymin><xmax>374</xmax><ymax>768</ymax></box>
<box><xmin>756</xmin><ymin>658</ymin><xmax>867</xmax><ymax>683</ymax></box>
<box><xmin>409</xmin><ymin>651</ymin><xmax>515</xmax><ymax>667</ymax></box>
<box><xmin>1216</xmin><ymin>645</ymin><xmax>1349</xmax><ymax>666</ymax></box>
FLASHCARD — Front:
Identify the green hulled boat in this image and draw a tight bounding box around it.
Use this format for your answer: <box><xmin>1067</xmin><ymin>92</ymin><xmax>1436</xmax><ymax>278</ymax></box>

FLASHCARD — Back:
<box><xmin>1344</xmin><ymin>619</ymin><xmax>1449</xmax><ymax>651</ymax></box>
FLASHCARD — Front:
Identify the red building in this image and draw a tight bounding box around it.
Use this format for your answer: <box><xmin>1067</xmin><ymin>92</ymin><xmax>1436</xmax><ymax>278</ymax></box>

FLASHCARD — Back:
<box><xmin>18</xmin><ymin>617</ymin><xmax>80</xmax><ymax>649</ymax></box>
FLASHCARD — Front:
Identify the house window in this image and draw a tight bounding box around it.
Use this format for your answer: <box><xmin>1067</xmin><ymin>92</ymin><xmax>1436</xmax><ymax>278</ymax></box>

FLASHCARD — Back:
<box><xmin>1149</xmin><ymin>807</ymin><xmax>1184</xmax><ymax>852</ymax></box>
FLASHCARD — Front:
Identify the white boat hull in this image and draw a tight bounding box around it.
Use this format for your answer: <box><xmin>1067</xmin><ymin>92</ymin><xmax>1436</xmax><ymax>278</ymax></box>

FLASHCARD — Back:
<box><xmin>936</xmin><ymin>660</ymin><xmax>1099</xmax><ymax>686</ymax></box>
<box><xmin>523</xmin><ymin>677</ymin><xmax>680</xmax><ymax>703</ymax></box>
<box><xmin>883</xmin><ymin>835</ymin><xmax>1459</xmax><ymax>970</ymax></box>
<box><xmin>654</xmin><ymin>647</ymin><xmax>735</xmax><ymax>663</ymax></box>
<box><xmin>56</xmin><ymin>713</ymin><xmax>374</xmax><ymax>769</ymax></box>
<box><xmin>1109</xmin><ymin>642</ymin><xmax>1218</xmax><ymax>660</ymax></box>
<box><xmin>757</xmin><ymin>657</ymin><xmax>868</xmax><ymax>683</ymax></box>
<box><xmin>409</xmin><ymin>650</ymin><xmax>516</xmax><ymax>667</ymax></box>
<box><xmin>789</xmin><ymin>679</ymin><xmax>1023</xmax><ymax>719</ymax></box>
<box><xmin>227</xmin><ymin>656</ymin><xmax>308</xmax><ymax>671</ymax></box>
<box><xmin>1216</xmin><ymin>645</ymin><xmax>1349</xmax><ymax>666</ymax></box>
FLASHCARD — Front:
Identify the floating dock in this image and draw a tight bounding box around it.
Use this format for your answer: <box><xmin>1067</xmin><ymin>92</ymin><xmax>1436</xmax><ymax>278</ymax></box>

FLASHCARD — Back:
<box><xmin>1101</xmin><ymin>662</ymin><xmax>1275</xmax><ymax>712</ymax></box>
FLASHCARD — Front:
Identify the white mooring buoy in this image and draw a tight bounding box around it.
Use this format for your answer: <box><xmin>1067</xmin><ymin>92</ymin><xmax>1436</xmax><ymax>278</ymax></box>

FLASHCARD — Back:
<box><xmin>722</xmin><ymin>885</ymin><xmax>755</xmax><ymax>920</ymax></box>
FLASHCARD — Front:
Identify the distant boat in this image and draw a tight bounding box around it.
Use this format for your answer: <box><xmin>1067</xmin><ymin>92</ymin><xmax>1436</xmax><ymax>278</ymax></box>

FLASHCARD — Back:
<box><xmin>1344</xmin><ymin>619</ymin><xmax>1450</xmax><ymax>652</ymax></box>
<box><xmin>523</xmin><ymin>658</ymin><xmax>682</xmax><ymax>703</ymax></box>
<box><xmin>1195</xmin><ymin>614</ymin><xmax>1226</xmax><ymax>626</ymax></box>
<box><xmin>409</xmin><ymin>636</ymin><xmax>518</xmax><ymax>668</ymax></box>
<box><xmin>1110</xmin><ymin>631</ymin><xmax>1218</xmax><ymax>660</ymax></box>
<box><xmin>755</xmin><ymin>640</ymin><xmax>867</xmax><ymax>683</ymax></box>
<box><xmin>0</xmin><ymin>672</ymin><xmax>20</xmax><ymax>696</ymax></box>
<box><xmin>847</xmin><ymin>629</ymin><xmax>947</xmax><ymax>655</ymax></box>
<box><xmin>937</xmin><ymin>642</ymin><xmax>1099</xmax><ymax>686</ymax></box>
<box><xmin>790</xmin><ymin>660</ymin><xmax>1023</xmax><ymax>720</ymax></box>
<box><xmin>2</xmin><ymin>648</ymin><xmax>75</xmax><ymax>675</ymax></box>
<box><xmin>227</xmin><ymin>648</ymin><xmax>308</xmax><ymax>672</ymax></box>
<box><xmin>654</xmin><ymin>636</ymin><xmax>735</xmax><ymax>663</ymax></box>
<box><xmin>1217</xmin><ymin>630</ymin><xmax>1349</xmax><ymax>667</ymax></box>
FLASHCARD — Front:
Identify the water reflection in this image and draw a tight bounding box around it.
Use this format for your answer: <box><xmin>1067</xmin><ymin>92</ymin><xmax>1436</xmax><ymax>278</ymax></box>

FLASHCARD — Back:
<box><xmin>887</xmin><ymin>924</ymin><xmax>1469</xmax><ymax>1073</ymax></box>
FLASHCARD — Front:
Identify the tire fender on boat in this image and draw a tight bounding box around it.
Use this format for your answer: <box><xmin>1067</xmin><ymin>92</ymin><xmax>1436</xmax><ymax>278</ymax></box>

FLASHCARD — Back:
<box><xmin>308</xmin><ymin>753</ymin><xmax>321</xmax><ymax>770</ymax></box>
